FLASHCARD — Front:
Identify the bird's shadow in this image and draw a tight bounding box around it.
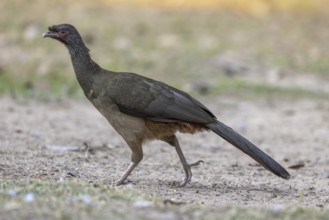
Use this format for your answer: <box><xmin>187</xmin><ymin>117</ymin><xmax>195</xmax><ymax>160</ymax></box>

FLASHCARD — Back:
<box><xmin>134</xmin><ymin>177</ymin><xmax>294</xmax><ymax>197</ymax></box>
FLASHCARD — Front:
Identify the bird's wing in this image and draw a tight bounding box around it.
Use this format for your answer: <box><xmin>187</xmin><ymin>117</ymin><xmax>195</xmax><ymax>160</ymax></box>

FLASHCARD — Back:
<box><xmin>106</xmin><ymin>72</ymin><xmax>216</xmax><ymax>124</ymax></box>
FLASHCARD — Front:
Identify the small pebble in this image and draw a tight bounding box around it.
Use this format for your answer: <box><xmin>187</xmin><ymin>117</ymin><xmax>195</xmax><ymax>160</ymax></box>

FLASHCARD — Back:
<box><xmin>7</xmin><ymin>189</ymin><xmax>17</xmax><ymax>197</ymax></box>
<box><xmin>268</xmin><ymin>204</ymin><xmax>284</xmax><ymax>214</ymax></box>
<box><xmin>23</xmin><ymin>192</ymin><xmax>35</xmax><ymax>203</ymax></box>
<box><xmin>125</xmin><ymin>183</ymin><xmax>135</xmax><ymax>189</ymax></box>
<box><xmin>80</xmin><ymin>194</ymin><xmax>92</xmax><ymax>205</ymax></box>
<box><xmin>133</xmin><ymin>200</ymin><xmax>152</xmax><ymax>208</ymax></box>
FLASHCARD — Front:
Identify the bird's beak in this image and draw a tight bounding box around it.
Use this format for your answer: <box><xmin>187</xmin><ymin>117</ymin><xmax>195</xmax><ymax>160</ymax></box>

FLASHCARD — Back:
<box><xmin>42</xmin><ymin>31</ymin><xmax>58</xmax><ymax>38</ymax></box>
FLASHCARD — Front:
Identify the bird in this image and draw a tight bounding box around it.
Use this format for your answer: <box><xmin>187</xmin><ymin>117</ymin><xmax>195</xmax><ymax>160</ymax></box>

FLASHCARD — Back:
<box><xmin>43</xmin><ymin>24</ymin><xmax>290</xmax><ymax>186</ymax></box>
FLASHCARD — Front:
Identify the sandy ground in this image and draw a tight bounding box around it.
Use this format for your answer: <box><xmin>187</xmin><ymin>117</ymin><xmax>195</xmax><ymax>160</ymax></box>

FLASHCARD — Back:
<box><xmin>1</xmin><ymin>96</ymin><xmax>328</xmax><ymax>208</ymax></box>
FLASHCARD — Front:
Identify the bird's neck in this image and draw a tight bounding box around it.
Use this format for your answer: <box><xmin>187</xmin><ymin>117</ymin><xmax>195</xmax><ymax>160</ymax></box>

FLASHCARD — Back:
<box><xmin>67</xmin><ymin>45</ymin><xmax>101</xmax><ymax>93</ymax></box>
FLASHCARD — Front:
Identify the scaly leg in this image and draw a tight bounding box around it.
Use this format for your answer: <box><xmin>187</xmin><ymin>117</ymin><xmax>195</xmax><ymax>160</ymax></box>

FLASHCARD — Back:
<box><xmin>166</xmin><ymin>135</ymin><xmax>204</xmax><ymax>187</ymax></box>
<box><xmin>116</xmin><ymin>141</ymin><xmax>143</xmax><ymax>186</ymax></box>
<box><xmin>116</xmin><ymin>162</ymin><xmax>138</xmax><ymax>185</ymax></box>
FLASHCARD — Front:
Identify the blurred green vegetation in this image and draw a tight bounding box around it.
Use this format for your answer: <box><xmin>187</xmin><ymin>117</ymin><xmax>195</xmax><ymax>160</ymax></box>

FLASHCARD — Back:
<box><xmin>80</xmin><ymin>0</ymin><xmax>329</xmax><ymax>17</ymax></box>
<box><xmin>1</xmin><ymin>179</ymin><xmax>328</xmax><ymax>220</ymax></box>
<box><xmin>0</xmin><ymin>0</ymin><xmax>328</xmax><ymax>100</ymax></box>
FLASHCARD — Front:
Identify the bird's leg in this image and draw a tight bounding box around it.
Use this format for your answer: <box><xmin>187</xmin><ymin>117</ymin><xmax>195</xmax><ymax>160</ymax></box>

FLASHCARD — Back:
<box><xmin>116</xmin><ymin>162</ymin><xmax>138</xmax><ymax>185</ymax></box>
<box><xmin>166</xmin><ymin>135</ymin><xmax>203</xmax><ymax>187</ymax></box>
<box><xmin>116</xmin><ymin>142</ymin><xmax>143</xmax><ymax>186</ymax></box>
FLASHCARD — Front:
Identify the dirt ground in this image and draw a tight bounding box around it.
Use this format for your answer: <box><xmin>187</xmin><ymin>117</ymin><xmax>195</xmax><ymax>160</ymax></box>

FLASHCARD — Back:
<box><xmin>1</xmin><ymin>95</ymin><xmax>328</xmax><ymax>208</ymax></box>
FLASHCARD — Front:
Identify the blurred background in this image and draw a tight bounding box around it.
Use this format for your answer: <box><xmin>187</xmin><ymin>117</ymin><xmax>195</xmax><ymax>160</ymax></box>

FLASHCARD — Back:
<box><xmin>0</xmin><ymin>0</ymin><xmax>328</xmax><ymax>100</ymax></box>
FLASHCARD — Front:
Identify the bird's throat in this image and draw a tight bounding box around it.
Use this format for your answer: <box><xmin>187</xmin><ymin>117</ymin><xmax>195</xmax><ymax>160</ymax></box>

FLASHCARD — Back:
<box><xmin>68</xmin><ymin>47</ymin><xmax>100</xmax><ymax>95</ymax></box>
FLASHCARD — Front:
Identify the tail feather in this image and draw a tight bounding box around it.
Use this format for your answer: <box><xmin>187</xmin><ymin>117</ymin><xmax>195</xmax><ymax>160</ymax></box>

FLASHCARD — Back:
<box><xmin>207</xmin><ymin>120</ymin><xmax>290</xmax><ymax>179</ymax></box>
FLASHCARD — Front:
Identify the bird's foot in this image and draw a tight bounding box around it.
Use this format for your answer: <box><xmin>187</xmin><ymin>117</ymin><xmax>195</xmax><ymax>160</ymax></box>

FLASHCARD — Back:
<box><xmin>189</xmin><ymin>160</ymin><xmax>204</xmax><ymax>167</ymax></box>
<box><xmin>180</xmin><ymin>160</ymin><xmax>204</xmax><ymax>187</ymax></box>
<box><xmin>116</xmin><ymin>178</ymin><xmax>126</xmax><ymax>186</ymax></box>
<box><xmin>116</xmin><ymin>162</ymin><xmax>138</xmax><ymax>186</ymax></box>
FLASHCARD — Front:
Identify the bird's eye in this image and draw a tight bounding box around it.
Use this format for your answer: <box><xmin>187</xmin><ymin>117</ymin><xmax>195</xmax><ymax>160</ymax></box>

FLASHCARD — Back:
<box><xmin>59</xmin><ymin>30</ymin><xmax>66</xmax><ymax>35</ymax></box>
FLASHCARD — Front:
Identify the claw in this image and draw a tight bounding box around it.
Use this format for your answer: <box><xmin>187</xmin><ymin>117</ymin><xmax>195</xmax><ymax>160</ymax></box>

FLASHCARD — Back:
<box><xmin>179</xmin><ymin>160</ymin><xmax>204</xmax><ymax>187</ymax></box>
<box><xmin>170</xmin><ymin>136</ymin><xmax>205</xmax><ymax>187</ymax></box>
<box><xmin>180</xmin><ymin>168</ymin><xmax>192</xmax><ymax>187</ymax></box>
<box><xmin>189</xmin><ymin>160</ymin><xmax>204</xmax><ymax>167</ymax></box>
<box><xmin>116</xmin><ymin>179</ymin><xmax>125</xmax><ymax>186</ymax></box>
<box><xmin>116</xmin><ymin>162</ymin><xmax>138</xmax><ymax>186</ymax></box>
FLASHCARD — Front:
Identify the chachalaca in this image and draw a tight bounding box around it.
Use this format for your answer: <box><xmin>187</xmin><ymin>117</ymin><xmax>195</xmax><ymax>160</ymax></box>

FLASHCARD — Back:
<box><xmin>43</xmin><ymin>24</ymin><xmax>290</xmax><ymax>186</ymax></box>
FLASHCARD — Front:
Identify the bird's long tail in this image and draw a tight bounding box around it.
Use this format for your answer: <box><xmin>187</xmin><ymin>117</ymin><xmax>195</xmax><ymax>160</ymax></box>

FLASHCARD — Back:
<box><xmin>206</xmin><ymin>120</ymin><xmax>290</xmax><ymax>179</ymax></box>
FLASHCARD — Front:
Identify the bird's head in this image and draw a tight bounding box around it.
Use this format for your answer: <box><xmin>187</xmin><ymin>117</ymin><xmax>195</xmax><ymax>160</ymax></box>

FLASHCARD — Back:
<box><xmin>43</xmin><ymin>24</ymin><xmax>82</xmax><ymax>45</ymax></box>
<box><xmin>43</xmin><ymin>24</ymin><xmax>90</xmax><ymax>54</ymax></box>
